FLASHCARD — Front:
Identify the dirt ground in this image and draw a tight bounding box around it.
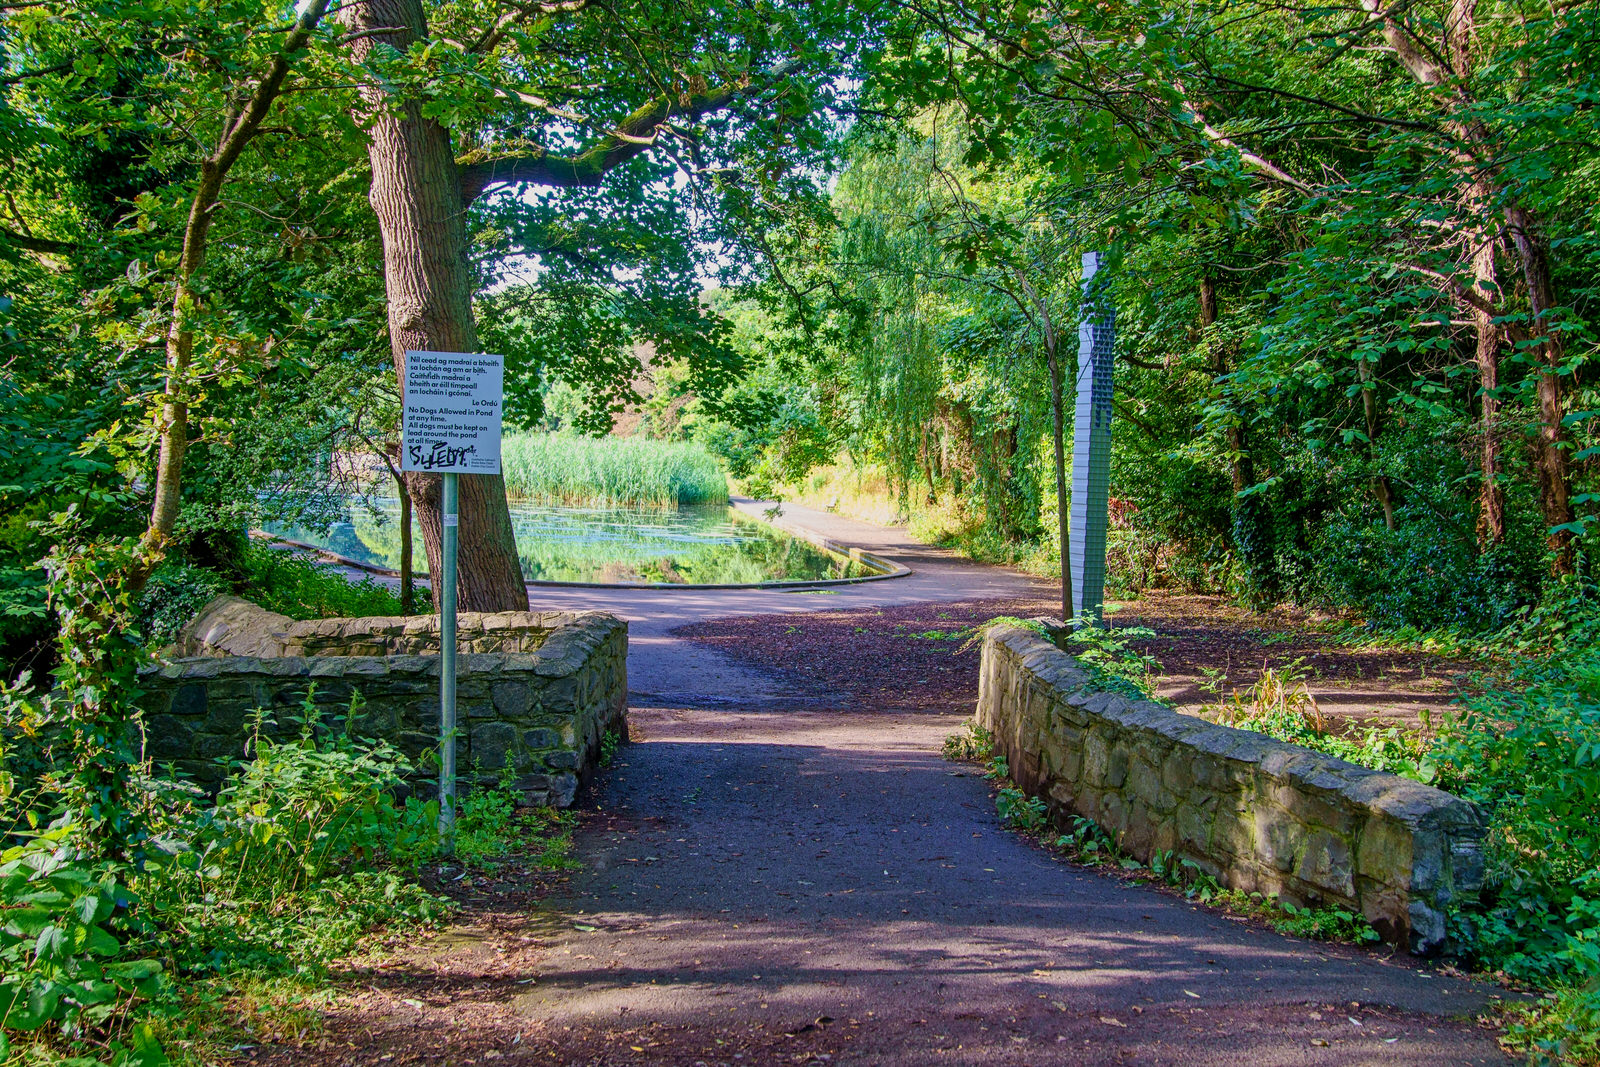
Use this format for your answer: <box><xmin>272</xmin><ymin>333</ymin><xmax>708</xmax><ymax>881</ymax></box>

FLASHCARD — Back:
<box><xmin>674</xmin><ymin>592</ymin><xmax>1475</xmax><ymax>729</ymax></box>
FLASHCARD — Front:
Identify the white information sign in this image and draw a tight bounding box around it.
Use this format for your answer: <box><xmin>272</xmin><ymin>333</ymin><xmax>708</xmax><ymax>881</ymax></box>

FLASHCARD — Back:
<box><xmin>401</xmin><ymin>350</ymin><xmax>504</xmax><ymax>474</ymax></box>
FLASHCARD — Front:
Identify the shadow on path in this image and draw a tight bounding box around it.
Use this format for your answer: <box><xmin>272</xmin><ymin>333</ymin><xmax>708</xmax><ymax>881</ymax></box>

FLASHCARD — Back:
<box><xmin>507</xmin><ymin>708</ymin><xmax>1510</xmax><ymax>1065</ymax></box>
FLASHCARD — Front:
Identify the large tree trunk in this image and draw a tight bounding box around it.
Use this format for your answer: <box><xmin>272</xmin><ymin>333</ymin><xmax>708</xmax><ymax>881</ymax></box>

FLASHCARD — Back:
<box><xmin>1505</xmin><ymin>207</ymin><xmax>1574</xmax><ymax>572</ymax></box>
<box><xmin>1468</xmin><ymin>233</ymin><xmax>1506</xmax><ymax>548</ymax></box>
<box><xmin>344</xmin><ymin>0</ymin><xmax>527</xmax><ymax>611</ymax></box>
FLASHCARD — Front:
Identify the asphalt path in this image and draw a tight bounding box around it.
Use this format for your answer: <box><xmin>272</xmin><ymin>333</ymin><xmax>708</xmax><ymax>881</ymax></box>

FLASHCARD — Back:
<box><xmin>526</xmin><ymin>498</ymin><xmax>1053</xmax><ymax>710</ymax></box>
<box><xmin>507</xmin><ymin>501</ymin><xmax>1511</xmax><ymax>1065</ymax></box>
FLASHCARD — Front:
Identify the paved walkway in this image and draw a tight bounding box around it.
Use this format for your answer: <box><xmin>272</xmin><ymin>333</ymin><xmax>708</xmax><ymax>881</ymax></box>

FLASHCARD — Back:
<box><xmin>504</xmin><ymin>502</ymin><xmax>1510</xmax><ymax>1064</ymax></box>
<box><xmin>525</xmin><ymin>498</ymin><xmax>1052</xmax><ymax>709</ymax></box>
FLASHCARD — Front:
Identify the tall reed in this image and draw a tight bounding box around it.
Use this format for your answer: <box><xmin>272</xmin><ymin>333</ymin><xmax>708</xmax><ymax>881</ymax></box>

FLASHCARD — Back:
<box><xmin>499</xmin><ymin>434</ymin><xmax>729</xmax><ymax>507</ymax></box>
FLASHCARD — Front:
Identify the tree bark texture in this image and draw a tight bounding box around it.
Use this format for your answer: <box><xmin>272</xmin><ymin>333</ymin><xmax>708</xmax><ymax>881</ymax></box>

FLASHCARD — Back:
<box><xmin>344</xmin><ymin>0</ymin><xmax>527</xmax><ymax>611</ymax></box>
<box><xmin>1505</xmin><ymin>206</ymin><xmax>1574</xmax><ymax>570</ymax></box>
<box><xmin>1468</xmin><ymin>233</ymin><xmax>1506</xmax><ymax>548</ymax></box>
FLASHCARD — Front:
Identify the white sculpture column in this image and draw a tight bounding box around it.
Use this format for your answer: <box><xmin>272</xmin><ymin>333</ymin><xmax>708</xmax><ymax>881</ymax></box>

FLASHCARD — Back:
<box><xmin>1069</xmin><ymin>251</ymin><xmax>1115</xmax><ymax>625</ymax></box>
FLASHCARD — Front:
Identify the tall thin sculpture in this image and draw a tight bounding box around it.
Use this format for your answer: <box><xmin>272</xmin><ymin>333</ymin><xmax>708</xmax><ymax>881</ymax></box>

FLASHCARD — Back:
<box><xmin>1069</xmin><ymin>252</ymin><xmax>1115</xmax><ymax>625</ymax></box>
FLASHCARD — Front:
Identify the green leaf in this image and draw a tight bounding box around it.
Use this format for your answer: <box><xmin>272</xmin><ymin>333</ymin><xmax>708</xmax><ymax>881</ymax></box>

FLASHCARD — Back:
<box><xmin>34</xmin><ymin>923</ymin><xmax>66</xmax><ymax>961</ymax></box>
<box><xmin>104</xmin><ymin>959</ymin><xmax>163</xmax><ymax>983</ymax></box>
<box><xmin>83</xmin><ymin>924</ymin><xmax>121</xmax><ymax>957</ymax></box>
<box><xmin>126</xmin><ymin>1021</ymin><xmax>169</xmax><ymax>1065</ymax></box>
<box><xmin>3</xmin><ymin>981</ymin><xmax>61</xmax><ymax>1030</ymax></box>
<box><xmin>68</xmin><ymin>977</ymin><xmax>119</xmax><ymax>1007</ymax></box>
<box><xmin>2</xmin><ymin>907</ymin><xmax>58</xmax><ymax>939</ymax></box>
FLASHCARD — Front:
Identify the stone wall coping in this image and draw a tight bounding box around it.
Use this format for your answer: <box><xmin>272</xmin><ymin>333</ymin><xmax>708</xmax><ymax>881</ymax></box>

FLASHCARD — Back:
<box><xmin>173</xmin><ymin>595</ymin><xmax>616</xmax><ymax>660</ymax></box>
<box><xmin>152</xmin><ymin>610</ymin><xmax>623</xmax><ymax>682</ymax></box>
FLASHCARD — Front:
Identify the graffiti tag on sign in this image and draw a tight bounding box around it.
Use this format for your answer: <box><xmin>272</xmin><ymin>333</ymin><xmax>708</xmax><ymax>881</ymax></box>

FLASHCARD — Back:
<box><xmin>408</xmin><ymin>442</ymin><xmax>479</xmax><ymax>470</ymax></box>
<box><xmin>400</xmin><ymin>351</ymin><xmax>503</xmax><ymax>474</ymax></box>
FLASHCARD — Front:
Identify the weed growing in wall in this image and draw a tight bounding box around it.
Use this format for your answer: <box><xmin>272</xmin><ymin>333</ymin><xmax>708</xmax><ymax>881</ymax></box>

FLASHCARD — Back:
<box><xmin>995</xmin><ymin>785</ymin><xmax>1048</xmax><ymax>833</ymax></box>
<box><xmin>1057</xmin><ymin>616</ymin><xmax>1160</xmax><ymax>700</ymax></box>
<box><xmin>598</xmin><ymin>728</ymin><xmax>622</xmax><ymax>768</ymax></box>
<box><xmin>450</xmin><ymin>768</ymin><xmax>581</xmax><ymax>872</ymax></box>
<box><xmin>966</xmin><ymin>616</ymin><xmax>1161</xmax><ymax>700</ymax></box>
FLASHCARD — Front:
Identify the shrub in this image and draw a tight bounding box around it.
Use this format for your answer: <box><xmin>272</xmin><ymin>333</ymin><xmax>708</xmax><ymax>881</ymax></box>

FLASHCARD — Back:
<box><xmin>1215</xmin><ymin>609</ymin><xmax>1600</xmax><ymax>1059</ymax></box>
<box><xmin>1309</xmin><ymin>515</ymin><xmax>1539</xmax><ymax>633</ymax></box>
<box><xmin>137</xmin><ymin>543</ymin><xmax>409</xmax><ymax>646</ymax></box>
<box><xmin>1206</xmin><ymin>660</ymin><xmax>1436</xmax><ymax>781</ymax></box>
<box><xmin>237</xmin><ymin>542</ymin><xmax>408</xmax><ymax>620</ymax></box>
<box><xmin>0</xmin><ymin>831</ymin><xmax>167</xmax><ymax>1050</ymax></box>
<box><xmin>136</xmin><ymin>563</ymin><xmax>229</xmax><ymax>646</ymax></box>
<box><xmin>1435</xmin><ymin>659</ymin><xmax>1600</xmax><ymax>928</ymax></box>
<box><xmin>134</xmin><ymin>706</ymin><xmax>447</xmax><ymax>984</ymax></box>
<box><xmin>1429</xmin><ymin>632</ymin><xmax>1600</xmax><ymax>1060</ymax></box>
<box><xmin>1</xmin><ymin>689</ymin><xmax>450</xmax><ymax>1060</ymax></box>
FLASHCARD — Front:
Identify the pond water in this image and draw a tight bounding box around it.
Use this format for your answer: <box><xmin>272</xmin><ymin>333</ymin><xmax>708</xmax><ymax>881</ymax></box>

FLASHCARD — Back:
<box><xmin>265</xmin><ymin>499</ymin><xmax>876</xmax><ymax>585</ymax></box>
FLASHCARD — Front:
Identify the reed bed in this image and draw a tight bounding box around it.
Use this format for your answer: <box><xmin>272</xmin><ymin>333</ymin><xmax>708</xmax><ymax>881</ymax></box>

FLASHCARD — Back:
<box><xmin>499</xmin><ymin>434</ymin><xmax>729</xmax><ymax>507</ymax></box>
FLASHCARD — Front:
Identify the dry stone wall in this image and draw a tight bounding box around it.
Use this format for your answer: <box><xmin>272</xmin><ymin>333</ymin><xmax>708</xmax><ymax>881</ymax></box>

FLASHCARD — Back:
<box><xmin>976</xmin><ymin>624</ymin><xmax>1484</xmax><ymax>955</ymax></box>
<box><xmin>140</xmin><ymin>598</ymin><xmax>627</xmax><ymax>807</ymax></box>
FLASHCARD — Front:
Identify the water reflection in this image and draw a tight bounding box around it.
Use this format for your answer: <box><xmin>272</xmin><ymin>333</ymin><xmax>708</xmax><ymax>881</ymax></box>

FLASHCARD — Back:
<box><xmin>264</xmin><ymin>499</ymin><xmax>874</xmax><ymax>585</ymax></box>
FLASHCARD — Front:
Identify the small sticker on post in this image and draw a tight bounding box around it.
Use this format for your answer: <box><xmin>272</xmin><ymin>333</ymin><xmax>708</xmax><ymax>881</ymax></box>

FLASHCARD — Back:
<box><xmin>443</xmin><ymin>514</ymin><xmax>459</xmax><ymax>527</ymax></box>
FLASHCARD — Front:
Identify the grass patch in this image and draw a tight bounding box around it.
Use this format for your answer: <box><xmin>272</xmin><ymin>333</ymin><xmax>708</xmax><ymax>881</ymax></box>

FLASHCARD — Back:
<box><xmin>902</xmin><ymin>627</ymin><xmax>971</xmax><ymax>641</ymax></box>
<box><xmin>501</xmin><ymin>434</ymin><xmax>728</xmax><ymax>507</ymax></box>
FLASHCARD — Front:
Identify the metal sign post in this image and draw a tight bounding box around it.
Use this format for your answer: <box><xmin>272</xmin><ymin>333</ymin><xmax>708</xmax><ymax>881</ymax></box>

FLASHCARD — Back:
<box><xmin>1069</xmin><ymin>252</ymin><xmax>1115</xmax><ymax>626</ymax></box>
<box><xmin>439</xmin><ymin>471</ymin><xmax>458</xmax><ymax>836</ymax></box>
<box><xmin>400</xmin><ymin>350</ymin><xmax>505</xmax><ymax>843</ymax></box>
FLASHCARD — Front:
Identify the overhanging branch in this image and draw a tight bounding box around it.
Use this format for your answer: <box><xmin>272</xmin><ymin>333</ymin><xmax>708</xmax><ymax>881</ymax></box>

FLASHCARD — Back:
<box><xmin>0</xmin><ymin>225</ymin><xmax>74</xmax><ymax>254</ymax></box>
<box><xmin>458</xmin><ymin>56</ymin><xmax>804</xmax><ymax>202</ymax></box>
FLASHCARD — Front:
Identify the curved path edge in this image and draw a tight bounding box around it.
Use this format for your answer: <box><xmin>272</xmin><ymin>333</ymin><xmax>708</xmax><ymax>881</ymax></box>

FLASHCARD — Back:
<box><xmin>253</xmin><ymin>496</ymin><xmax>914</xmax><ymax>591</ymax></box>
